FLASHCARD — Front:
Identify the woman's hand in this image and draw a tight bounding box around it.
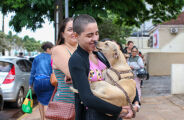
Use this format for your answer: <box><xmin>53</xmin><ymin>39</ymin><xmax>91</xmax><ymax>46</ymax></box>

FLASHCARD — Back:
<box><xmin>64</xmin><ymin>76</ymin><xmax>73</xmax><ymax>83</ymax></box>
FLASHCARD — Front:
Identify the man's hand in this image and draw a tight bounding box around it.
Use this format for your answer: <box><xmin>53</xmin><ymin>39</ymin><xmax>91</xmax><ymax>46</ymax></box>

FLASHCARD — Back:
<box><xmin>119</xmin><ymin>107</ymin><xmax>128</xmax><ymax>117</ymax></box>
<box><xmin>122</xmin><ymin>106</ymin><xmax>133</xmax><ymax>119</ymax></box>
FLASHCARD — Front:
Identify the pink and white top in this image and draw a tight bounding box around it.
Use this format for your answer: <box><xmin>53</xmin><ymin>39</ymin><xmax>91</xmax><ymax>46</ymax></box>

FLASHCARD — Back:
<box><xmin>88</xmin><ymin>59</ymin><xmax>106</xmax><ymax>82</ymax></box>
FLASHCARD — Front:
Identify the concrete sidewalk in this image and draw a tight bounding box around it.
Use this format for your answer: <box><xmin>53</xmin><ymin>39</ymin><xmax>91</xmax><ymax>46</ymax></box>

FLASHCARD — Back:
<box><xmin>134</xmin><ymin>95</ymin><xmax>184</xmax><ymax>120</ymax></box>
<box><xmin>17</xmin><ymin>76</ymin><xmax>184</xmax><ymax>120</ymax></box>
<box><xmin>17</xmin><ymin>94</ymin><xmax>184</xmax><ymax>120</ymax></box>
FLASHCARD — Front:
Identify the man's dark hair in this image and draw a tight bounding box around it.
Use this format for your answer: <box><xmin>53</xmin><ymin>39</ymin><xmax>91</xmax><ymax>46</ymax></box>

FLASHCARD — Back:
<box><xmin>41</xmin><ymin>42</ymin><xmax>54</xmax><ymax>51</ymax></box>
<box><xmin>73</xmin><ymin>14</ymin><xmax>96</xmax><ymax>35</ymax></box>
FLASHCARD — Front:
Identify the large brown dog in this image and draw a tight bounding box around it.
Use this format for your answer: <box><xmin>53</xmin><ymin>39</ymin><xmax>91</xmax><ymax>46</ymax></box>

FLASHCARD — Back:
<box><xmin>71</xmin><ymin>41</ymin><xmax>136</xmax><ymax>107</ymax></box>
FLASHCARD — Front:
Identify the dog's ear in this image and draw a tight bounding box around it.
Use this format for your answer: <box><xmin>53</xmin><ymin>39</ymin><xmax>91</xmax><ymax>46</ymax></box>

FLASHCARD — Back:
<box><xmin>113</xmin><ymin>49</ymin><xmax>119</xmax><ymax>59</ymax></box>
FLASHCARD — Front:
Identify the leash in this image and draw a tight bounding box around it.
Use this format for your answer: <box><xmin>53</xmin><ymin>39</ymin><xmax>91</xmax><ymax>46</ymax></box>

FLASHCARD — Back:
<box><xmin>109</xmin><ymin>68</ymin><xmax>134</xmax><ymax>80</ymax></box>
<box><xmin>106</xmin><ymin>69</ymin><xmax>136</xmax><ymax>118</ymax></box>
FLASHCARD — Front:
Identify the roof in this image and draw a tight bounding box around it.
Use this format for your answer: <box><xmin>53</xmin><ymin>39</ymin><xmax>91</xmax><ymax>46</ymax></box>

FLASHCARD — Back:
<box><xmin>161</xmin><ymin>12</ymin><xmax>184</xmax><ymax>25</ymax></box>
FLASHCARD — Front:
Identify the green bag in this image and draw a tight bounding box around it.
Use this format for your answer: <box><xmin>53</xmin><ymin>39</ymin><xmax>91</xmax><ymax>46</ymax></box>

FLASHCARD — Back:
<box><xmin>22</xmin><ymin>89</ymin><xmax>33</xmax><ymax>114</ymax></box>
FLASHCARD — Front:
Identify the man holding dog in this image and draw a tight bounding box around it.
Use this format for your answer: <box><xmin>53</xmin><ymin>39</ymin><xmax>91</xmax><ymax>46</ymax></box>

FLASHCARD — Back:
<box><xmin>69</xmin><ymin>14</ymin><xmax>139</xmax><ymax>120</ymax></box>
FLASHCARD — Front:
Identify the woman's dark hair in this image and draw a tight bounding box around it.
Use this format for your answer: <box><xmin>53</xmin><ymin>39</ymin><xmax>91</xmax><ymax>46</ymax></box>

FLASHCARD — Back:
<box><xmin>127</xmin><ymin>41</ymin><xmax>134</xmax><ymax>46</ymax></box>
<box><xmin>41</xmin><ymin>42</ymin><xmax>54</xmax><ymax>51</ymax></box>
<box><xmin>57</xmin><ymin>17</ymin><xmax>74</xmax><ymax>45</ymax></box>
<box><xmin>131</xmin><ymin>46</ymin><xmax>138</xmax><ymax>52</ymax></box>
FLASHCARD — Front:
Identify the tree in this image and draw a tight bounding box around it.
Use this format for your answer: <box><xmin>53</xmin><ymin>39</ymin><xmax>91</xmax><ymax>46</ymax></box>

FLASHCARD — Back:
<box><xmin>1</xmin><ymin>0</ymin><xmax>184</xmax><ymax>32</ymax></box>
<box><xmin>0</xmin><ymin>32</ymin><xmax>7</xmax><ymax>52</ymax></box>
<box><xmin>23</xmin><ymin>36</ymin><xmax>42</xmax><ymax>53</ymax></box>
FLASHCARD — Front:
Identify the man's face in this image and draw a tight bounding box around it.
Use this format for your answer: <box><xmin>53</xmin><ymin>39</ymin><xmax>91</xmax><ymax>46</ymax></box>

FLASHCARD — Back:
<box><xmin>76</xmin><ymin>23</ymin><xmax>99</xmax><ymax>53</ymax></box>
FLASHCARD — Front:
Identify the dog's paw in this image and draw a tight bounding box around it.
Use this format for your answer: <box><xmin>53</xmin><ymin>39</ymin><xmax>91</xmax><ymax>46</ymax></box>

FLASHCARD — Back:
<box><xmin>69</xmin><ymin>86</ymin><xmax>79</xmax><ymax>93</ymax></box>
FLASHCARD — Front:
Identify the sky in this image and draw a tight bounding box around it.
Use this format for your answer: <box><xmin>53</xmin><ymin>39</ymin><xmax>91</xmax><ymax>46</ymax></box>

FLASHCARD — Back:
<box><xmin>0</xmin><ymin>12</ymin><xmax>55</xmax><ymax>44</ymax></box>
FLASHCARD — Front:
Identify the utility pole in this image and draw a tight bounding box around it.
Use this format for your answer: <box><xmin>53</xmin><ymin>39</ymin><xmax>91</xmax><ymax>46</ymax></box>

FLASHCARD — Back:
<box><xmin>65</xmin><ymin>0</ymin><xmax>69</xmax><ymax>18</ymax></box>
<box><xmin>2</xmin><ymin>13</ymin><xmax>4</xmax><ymax>32</ymax></box>
<box><xmin>54</xmin><ymin>0</ymin><xmax>63</xmax><ymax>44</ymax></box>
<box><xmin>1</xmin><ymin>9</ymin><xmax>5</xmax><ymax>56</ymax></box>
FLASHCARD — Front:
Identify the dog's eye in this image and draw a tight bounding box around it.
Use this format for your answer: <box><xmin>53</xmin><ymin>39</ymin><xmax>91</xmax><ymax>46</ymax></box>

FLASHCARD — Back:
<box><xmin>105</xmin><ymin>43</ymin><xmax>108</xmax><ymax>46</ymax></box>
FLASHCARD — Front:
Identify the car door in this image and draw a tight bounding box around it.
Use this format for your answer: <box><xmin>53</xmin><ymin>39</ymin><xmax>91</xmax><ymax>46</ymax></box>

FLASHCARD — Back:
<box><xmin>16</xmin><ymin>60</ymin><xmax>29</xmax><ymax>96</ymax></box>
<box><xmin>23</xmin><ymin>60</ymin><xmax>32</xmax><ymax>93</ymax></box>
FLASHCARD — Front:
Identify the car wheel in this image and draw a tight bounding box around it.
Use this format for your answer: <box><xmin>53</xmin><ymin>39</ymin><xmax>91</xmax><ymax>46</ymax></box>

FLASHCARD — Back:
<box><xmin>14</xmin><ymin>88</ymin><xmax>24</xmax><ymax>108</ymax></box>
<box><xmin>0</xmin><ymin>96</ymin><xmax>3</xmax><ymax>111</ymax></box>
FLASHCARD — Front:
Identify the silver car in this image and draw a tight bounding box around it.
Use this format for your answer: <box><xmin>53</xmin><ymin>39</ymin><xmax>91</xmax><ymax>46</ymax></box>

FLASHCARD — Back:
<box><xmin>0</xmin><ymin>56</ymin><xmax>32</xmax><ymax>108</ymax></box>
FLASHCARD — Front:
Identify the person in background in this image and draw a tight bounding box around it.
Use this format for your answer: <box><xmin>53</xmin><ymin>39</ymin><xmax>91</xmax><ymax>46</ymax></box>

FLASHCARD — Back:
<box><xmin>123</xmin><ymin>41</ymin><xmax>134</xmax><ymax>59</ymax></box>
<box><xmin>127</xmin><ymin>46</ymin><xmax>144</xmax><ymax>100</ymax></box>
<box><xmin>51</xmin><ymin>17</ymin><xmax>77</xmax><ymax>116</ymax></box>
<box><xmin>18</xmin><ymin>52</ymin><xmax>24</xmax><ymax>58</ymax></box>
<box><xmin>29</xmin><ymin>42</ymin><xmax>54</xmax><ymax>120</ymax></box>
<box><xmin>138</xmin><ymin>51</ymin><xmax>145</xmax><ymax>88</ymax></box>
<box><xmin>69</xmin><ymin>14</ymin><xmax>135</xmax><ymax>120</ymax></box>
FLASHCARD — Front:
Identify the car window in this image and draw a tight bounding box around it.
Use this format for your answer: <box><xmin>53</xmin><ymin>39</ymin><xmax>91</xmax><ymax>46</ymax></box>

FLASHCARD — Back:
<box><xmin>16</xmin><ymin>60</ymin><xmax>27</xmax><ymax>72</ymax></box>
<box><xmin>24</xmin><ymin>60</ymin><xmax>32</xmax><ymax>72</ymax></box>
<box><xmin>0</xmin><ymin>61</ymin><xmax>13</xmax><ymax>72</ymax></box>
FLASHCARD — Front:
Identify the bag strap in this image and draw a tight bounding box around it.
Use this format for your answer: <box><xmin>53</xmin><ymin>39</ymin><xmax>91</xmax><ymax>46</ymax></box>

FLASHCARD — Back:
<box><xmin>106</xmin><ymin>70</ymin><xmax>136</xmax><ymax>118</ymax></box>
<box><xmin>26</xmin><ymin>89</ymin><xmax>32</xmax><ymax>100</ymax></box>
<box><xmin>66</xmin><ymin>47</ymin><xmax>72</xmax><ymax>56</ymax></box>
<box><xmin>50</xmin><ymin>86</ymin><xmax>57</xmax><ymax>101</ymax></box>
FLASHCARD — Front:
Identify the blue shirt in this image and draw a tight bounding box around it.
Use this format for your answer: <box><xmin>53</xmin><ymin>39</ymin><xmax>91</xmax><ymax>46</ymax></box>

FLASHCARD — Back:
<box><xmin>29</xmin><ymin>53</ymin><xmax>52</xmax><ymax>86</ymax></box>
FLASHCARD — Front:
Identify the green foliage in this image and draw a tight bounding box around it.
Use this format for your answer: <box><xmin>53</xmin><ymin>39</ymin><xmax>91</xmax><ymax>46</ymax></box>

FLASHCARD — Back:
<box><xmin>1</xmin><ymin>0</ymin><xmax>184</xmax><ymax>32</ymax></box>
<box><xmin>0</xmin><ymin>32</ymin><xmax>7</xmax><ymax>52</ymax></box>
<box><xmin>23</xmin><ymin>35</ymin><xmax>42</xmax><ymax>52</ymax></box>
<box><xmin>99</xmin><ymin>19</ymin><xmax>133</xmax><ymax>44</ymax></box>
<box><xmin>0</xmin><ymin>31</ymin><xmax>41</xmax><ymax>53</ymax></box>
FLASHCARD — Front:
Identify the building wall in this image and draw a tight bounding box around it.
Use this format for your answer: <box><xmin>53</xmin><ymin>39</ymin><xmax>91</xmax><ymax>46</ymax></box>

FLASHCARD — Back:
<box><xmin>147</xmin><ymin>52</ymin><xmax>184</xmax><ymax>76</ymax></box>
<box><xmin>157</xmin><ymin>25</ymin><xmax>184</xmax><ymax>48</ymax></box>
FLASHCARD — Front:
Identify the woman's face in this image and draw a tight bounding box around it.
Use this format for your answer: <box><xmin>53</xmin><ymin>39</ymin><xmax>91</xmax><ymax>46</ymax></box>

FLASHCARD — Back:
<box><xmin>62</xmin><ymin>20</ymin><xmax>77</xmax><ymax>46</ymax></box>
<box><xmin>128</xmin><ymin>43</ymin><xmax>134</xmax><ymax>50</ymax></box>
<box><xmin>131</xmin><ymin>48</ymin><xmax>138</xmax><ymax>57</ymax></box>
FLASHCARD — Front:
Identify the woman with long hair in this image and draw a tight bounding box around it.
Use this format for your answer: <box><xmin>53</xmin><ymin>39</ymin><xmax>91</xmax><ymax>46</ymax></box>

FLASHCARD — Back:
<box><xmin>51</xmin><ymin>18</ymin><xmax>77</xmax><ymax>119</ymax></box>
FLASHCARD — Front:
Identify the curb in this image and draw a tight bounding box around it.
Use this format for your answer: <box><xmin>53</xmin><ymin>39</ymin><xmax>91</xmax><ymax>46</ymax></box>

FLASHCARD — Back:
<box><xmin>17</xmin><ymin>105</ymin><xmax>38</xmax><ymax>120</ymax></box>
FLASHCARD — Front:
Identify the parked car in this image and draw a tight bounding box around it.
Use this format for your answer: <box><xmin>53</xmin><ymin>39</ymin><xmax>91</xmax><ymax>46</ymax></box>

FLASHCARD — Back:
<box><xmin>0</xmin><ymin>56</ymin><xmax>32</xmax><ymax>108</ymax></box>
<box><xmin>0</xmin><ymin>88</ymin><xmax>4</xmax><ymax>111</ymax></box>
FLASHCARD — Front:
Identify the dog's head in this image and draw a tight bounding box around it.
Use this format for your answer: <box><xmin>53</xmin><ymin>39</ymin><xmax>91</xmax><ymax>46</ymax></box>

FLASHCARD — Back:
<box><xmin>96</xmin><ymin>41</ymin><xmax>121</xmax><ymax>65</ymax></box>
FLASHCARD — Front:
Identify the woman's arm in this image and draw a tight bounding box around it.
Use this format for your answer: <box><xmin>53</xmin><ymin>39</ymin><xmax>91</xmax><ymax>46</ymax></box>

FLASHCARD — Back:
<box><xmin>137</xmin><ymin>57</ymin><xmax>144</xmax><ymax>68</ymax></box>
<box><xmin>69</xmin><ymin>56</ymin><xmax>122</xmax><ymax>116</ymax></box>
<box><xmin>52</xmin><ymin>46</ymin><xmax>71</xmax><ymax>77</ymax></box>
<box><xmin>29</xmin><ymin>58</ymin><xmax>36</xmax><ymax>87</ymax></box>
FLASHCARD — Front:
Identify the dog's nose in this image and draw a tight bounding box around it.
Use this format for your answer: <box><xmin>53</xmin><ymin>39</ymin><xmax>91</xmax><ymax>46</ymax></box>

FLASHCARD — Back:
<box><xmin>94</xmin><ymin>41</ymin><xmax>98</xmax><ymax>46</ymax></box>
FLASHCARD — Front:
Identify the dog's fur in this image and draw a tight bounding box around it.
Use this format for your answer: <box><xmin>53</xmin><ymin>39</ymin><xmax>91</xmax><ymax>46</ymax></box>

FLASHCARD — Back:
<box><xmin>70</xmin><ymin>41</ymin><xmax>136</xmax><ymax>107</ymax></box>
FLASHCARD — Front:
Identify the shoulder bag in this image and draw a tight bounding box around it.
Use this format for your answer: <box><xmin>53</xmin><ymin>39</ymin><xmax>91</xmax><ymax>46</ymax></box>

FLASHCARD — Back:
<box><xmin>45</xmin><ymin>87</ymin><xmax>75</xmax><ymax>120</ymax></box>
<box><xmin>50</xmin><ymin>59</ymin><xmax>58</xmax><ymax>86</ymax></box>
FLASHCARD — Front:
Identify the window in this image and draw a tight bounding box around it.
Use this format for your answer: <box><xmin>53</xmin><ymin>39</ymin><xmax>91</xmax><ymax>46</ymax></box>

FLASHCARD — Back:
<box><xmin>16</xmin><ymin>60</ymin><xmax>27</xmax><ymax>72</ymax></box>
<box><xmin>24</xmin><ymin>60</ymin><xmax>32</xmax><ymax>72</ymax></box>
<box><xmin>0</xmin><ymin>61</ymin><xmax>13</xmax><ymax>72</ymax></box>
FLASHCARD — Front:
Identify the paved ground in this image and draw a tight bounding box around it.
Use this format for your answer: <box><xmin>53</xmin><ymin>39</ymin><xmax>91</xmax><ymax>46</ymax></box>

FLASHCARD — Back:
<box><xmin>133</xmin><ymin>76</ymin><xmax>184</xmax><ymax>120</ymax></box>
<box><xmin>18</xmin><ymin>76</ymin><xmax>184</xmax><ymax>120</ymax></box>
